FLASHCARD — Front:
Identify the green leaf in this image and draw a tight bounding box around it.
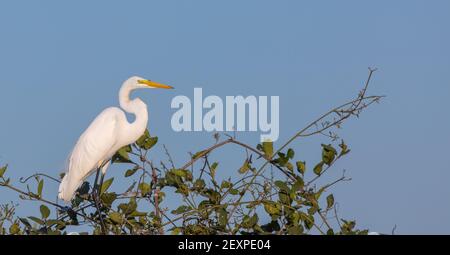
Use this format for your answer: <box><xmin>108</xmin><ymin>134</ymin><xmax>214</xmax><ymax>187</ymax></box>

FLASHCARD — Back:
<box><xmin>229</xmin><ymin>189</ymin><xmax>239</xmax><ymax>195</ymax></box>
<box><xmin>28</xmin><ymin>216</ymin><xmax>44</xmax><ymax>225</ymax></box>
<box><xmin>290</xmin><ymin>211</ymin><xmax>301</xmax><ymax>225</ymax></box>
<box><xmin>40</xmin><ymin>205</ymin><xmax>50</xmax><ymax>219</ymax></box>
<box><xmin>165</xmin><ymin>171</ymin><xmax>183</xmax><ymax>187</ymax></box>
<box><xmin>119</xmin><ymin>198</ymin><xmax>138</xmax><ymax>215</ymax></box>
<box><xmin>218</xmin><ymin>207</ymin><xmax>228</xmax><ymax>228</ymax></box>
<box><xmin>171</xmin><ymin>227</ymin><xmax>182</xmax><ymax>235</ymax></box>
<box><xmin>198</xmin><ymin>200</ymin><xmax>213</xmax><ymax>210</ymax></box>
<box><xmin>136</xmin><ymin>129</ymin><xmax>150</xmax><ymax>143</ymax></box>
<box><xmin>136</xmin><ymin>129</ymin><xmax>149</xmax><ymax>148</ymax></box>
<box><xmin>238</xmin><ymin>159</ymin><xmax>251</xmax><ymax>174</ymax></box>
<box><xmin>274</xmin><ymin>181</ymin><xmax>289</xmax><ymax>192</ymax></box>
<box><xmin>47</xmin><ymin>230</ymin><xmax>62</xmax><ymax>235</ymax></box>
<box><xmin>287</xmin><ymin>148</ymin><xmax>295</xmax><ymax>159</ymax></box>
<box><xmin>37</xmin><ymin>179</ymin><xmax>44</xmax><ymax>198</ymax></box>
<box><xmin>274</xmin><ymin>152</ymin><xmax>289</xmax><ymax>166</ymax></box>
<box><xmin>9</xmin><ymin>223</ymin><xmax>20</xmax><ymax>235</ymax></box>
<box><xmin>192</xmin><ymin>150</ymin><xmax>207</xmax><ymax>160</ymax></box>
<box><xmin>204</xmin><ymin>189</ymin><xmax>221</xmax><ymax>204</ymax></box>
<box><xmin>287</xmin><ymin>225</ymin><xmax>304</xmax><ymax>235</ymax></box>
<box><xmin>263</xmin><ymin>201</ymin><xmax>281</xmax><ymax>215</ymax></box>
<box><xmin>170</xmin><ymin>169</ymin><xmax>192</xmax><ymax>182</ymax></box>
<box><xmin>112</xmin><ymin>145</ymin><xmax>132</xmax><ymax>163</ymax></box>
<box><xmin>292</xmin><ymin>178</ymin><xmax>304</xmax><ymax>192</ymax></box>
<box><xmin>125</xmin><ymin>167</ymin><xmax>139</xmax><ymax>177</ymax></box>
<box><xmin>0</xmin><ymin>164</ymin><xmax>7</xmax><ymax>178</ymax></box>
<box><xmin>46</xmin><ymin>219</ymin><xmax>64</xmax><ymax>227</ymax></box>
<box><xmin>262</xmin><ymin>141</ymin><xmax>274</xmax><ymax>159</ymax></box>
<box><xmin>326</xmin><ymin>194</ymin><xmax>335</xmax><ymax>209</ymax></box>
<box><xmin>279</xmin><ymin>191</ymin><xmax>291</xmax><ymax>205</ymax></box>
<box><xmin>138</xmin><ymin>182</ymin><xmax>151</xmax><ymax>196</ymax></box>
<box><xmin>340</xmin><ymin>219</ymin><xmax>356</xmax><ymax>233</ymax></box>
<box><xmin>286</xmin><ymin>162</ymin><xmax>294</xmax><ymax>172</ymax></box>
<box><xmin>100</xmin><ymin>178</ymin><xmax>114</xmax><ymax>194</ymax></box>
<box><xmin>109</xmin><ymin>212</ymin><xmax>123</xmax><ymax>224</ymax></box>
<box><xmin>339</xmin><ymin>140</ymin><xmax>350</xmax><ymax>156</ymax></box>
<box><xmin>322</xmin><ymin>144</ymin><xmax>337</xmax><ymax>165</ymax></box>
<box><xmin>172</xmin><ymin>169</ymin><xmax>188</xmax><ymax>177</ymax></box>
<box><xmin>144</xmin><ymin>136</ymin><xmax>158</xmax><ymax>150</ymax></box>
<box><xmin>194</xmin><ymin>179</ymin><xmax>206</xmax><ymax>191</ymax></box>
<box><xmin>176</xmin><ymin>184</ymin><xmax>189</xmax><ymax>196</ymax></box>
<box><xmin>129</xmin><ymin>211</ymin><xmax>147</xmax><ymax>217</ymax></box>
<box><xmin>101</xmin><ymin>192</ymin><xmax>117</xmax><ymax>206</ymax></box>
<box><xmin>171</xmin><ymin>205</ymin><xmax>191</xmax><ymax>215</ymax></box>
<box><xmin>136</xmin><ymin>130</ymin><xmax>159</xmax><ymax>150</ymax></box>
<box><xmin>303</xmin><ymin>214</ymin><xmax>315</xmax><ymax>230</ymax></box>
<box><xmin>210</xmin><ymin>162</ymin><xmax>219</xmax><ymax>178</ymax></box>
<box><xmin>358</xmin><ymin>229</ymin><xmax>369</xmax><ymax>235</ymax></box>
<box><xmin>307</xmin><ymin>205</ymin><xmax>318</xmax><ymax>215</ymax></box>
<box><xmin>220</xmin><ymin>181</ymin><xmax>232</xmax><ymax>190</ymax></box>
<box><xmin>241</xmin><ymin>214</ymin><xmax>259</xmax><ymax>229</ymax></box>
<box><xmin>296</xmin><ymin>161</ymin><xmax>306</xmax><ymax>175</ymax></box>
<box><xmin>313</xmin><ymin>162</ymin><xmax>324</xmax><ymax>176</ymax></box>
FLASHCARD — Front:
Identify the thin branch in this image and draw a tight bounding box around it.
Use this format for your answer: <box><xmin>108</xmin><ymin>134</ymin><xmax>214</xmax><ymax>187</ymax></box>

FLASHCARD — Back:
<box><xmin>227</xmin><ymin>68</ymin><xmax>381</xmax><ymax>221</ymax></box>
<box><xmin>0</xmin><ymin>181</ymin><xmax>95</xmax><ymax>222</ymax></box>
<box><xmin>20</xmin><ymin>173</ymin><xmax>61</xmax><ymax>184</ymax></box>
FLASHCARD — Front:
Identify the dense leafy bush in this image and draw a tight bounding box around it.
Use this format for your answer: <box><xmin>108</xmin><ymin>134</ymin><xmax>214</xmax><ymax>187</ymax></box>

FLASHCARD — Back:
<box><xmin>0</xmin><ymin>69</ymin><xmax>382</xmax><ymax>235</ymax></box>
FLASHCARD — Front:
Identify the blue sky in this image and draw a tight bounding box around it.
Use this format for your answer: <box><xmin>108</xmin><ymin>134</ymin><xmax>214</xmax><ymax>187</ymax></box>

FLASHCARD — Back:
<box><xmin>1</xmin><ymin>0</ymin><xmax>449</xmax><ymax>234</ymax></box>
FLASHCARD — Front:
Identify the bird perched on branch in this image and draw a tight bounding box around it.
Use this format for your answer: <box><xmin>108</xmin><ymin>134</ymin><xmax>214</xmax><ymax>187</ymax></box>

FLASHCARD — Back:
<box><xmin>58</xmin><ymin>76</ymin><xmax>173</xmax><ymax>202</ymax></box>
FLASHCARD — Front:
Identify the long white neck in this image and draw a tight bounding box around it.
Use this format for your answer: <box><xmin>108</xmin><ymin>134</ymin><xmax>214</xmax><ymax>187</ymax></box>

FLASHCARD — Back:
<box><xmin>118</xmin><ymin>82</ymin><xmax>148</xmax><ymax>145</ymax></box>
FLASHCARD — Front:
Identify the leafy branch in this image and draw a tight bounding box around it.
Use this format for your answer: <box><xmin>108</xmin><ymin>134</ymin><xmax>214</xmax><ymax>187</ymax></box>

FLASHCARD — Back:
<box><xmin>0</xmin><ymin>69</ymin><xmax>382</xmax><ymax>235</ymax></box>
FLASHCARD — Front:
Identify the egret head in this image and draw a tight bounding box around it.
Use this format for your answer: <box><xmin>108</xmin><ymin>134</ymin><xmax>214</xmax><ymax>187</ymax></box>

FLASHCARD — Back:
<box><xmin>126</xmin><ymin>76</ymin><xmax>173</xmax><ymax>90</ymax></box>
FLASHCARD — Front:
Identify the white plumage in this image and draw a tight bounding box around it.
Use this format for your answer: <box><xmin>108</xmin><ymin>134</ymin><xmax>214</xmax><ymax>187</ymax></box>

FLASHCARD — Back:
<box><xmin>58</xmin><ymin>76</ymin><xmax>173</xmax><ymax>202</ymax></box>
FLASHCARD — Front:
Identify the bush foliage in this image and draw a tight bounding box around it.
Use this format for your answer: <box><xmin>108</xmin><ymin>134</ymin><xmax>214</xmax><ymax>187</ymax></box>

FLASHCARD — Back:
<box><xmin>0</xmin><ymin>69</ymin><xmax>382</xmax><ymax>235</ymax></box>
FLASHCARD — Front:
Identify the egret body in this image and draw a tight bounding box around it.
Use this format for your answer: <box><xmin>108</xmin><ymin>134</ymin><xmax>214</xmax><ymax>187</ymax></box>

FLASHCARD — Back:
<box><xmin>58</xmin><ymin>76</ymin><xmax>172</xmax><ymax>202</ymax></box>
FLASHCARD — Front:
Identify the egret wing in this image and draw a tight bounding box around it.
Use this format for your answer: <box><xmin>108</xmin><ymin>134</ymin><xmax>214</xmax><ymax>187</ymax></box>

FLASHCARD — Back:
<box><xmin>58</xmin><ymin>107</ymin><xmax>123</xmax><ymax>201</ymax></box>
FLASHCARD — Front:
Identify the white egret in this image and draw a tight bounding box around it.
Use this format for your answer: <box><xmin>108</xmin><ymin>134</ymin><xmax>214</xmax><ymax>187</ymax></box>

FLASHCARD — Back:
<box><xmin>58</xmin><ymin>76</ymin><xmax>173</xmax><ymax>202</ymax></box>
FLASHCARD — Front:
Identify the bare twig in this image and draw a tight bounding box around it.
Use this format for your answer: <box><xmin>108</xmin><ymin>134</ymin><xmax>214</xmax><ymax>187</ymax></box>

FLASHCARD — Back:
<box><xmin>20</xmin><ymin>173</ymin><xmax>61</xmax><ymax>184</ymax></box>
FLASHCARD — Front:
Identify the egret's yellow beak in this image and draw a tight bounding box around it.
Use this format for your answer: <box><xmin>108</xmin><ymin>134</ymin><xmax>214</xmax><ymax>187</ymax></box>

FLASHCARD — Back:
<box><xmin>138</xmin><ymin>79</ymin><xmax>174</xmax><ymax>89</ymax></box>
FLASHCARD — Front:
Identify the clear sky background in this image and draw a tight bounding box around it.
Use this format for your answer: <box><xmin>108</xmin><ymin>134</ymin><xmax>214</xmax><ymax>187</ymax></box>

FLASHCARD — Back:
<box><xmin>0</xmin><ymin>0</ymin><xmax>449</xmax><ymax>234</ymax></box>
